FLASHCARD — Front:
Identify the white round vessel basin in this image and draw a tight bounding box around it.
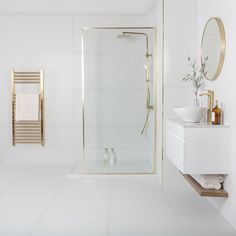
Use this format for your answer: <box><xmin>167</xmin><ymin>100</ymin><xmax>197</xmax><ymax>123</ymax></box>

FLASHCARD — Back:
<box><xmin>173</xmin><ymin>107</ymin><xmax>207</xmax><ymax>123</ymax></box>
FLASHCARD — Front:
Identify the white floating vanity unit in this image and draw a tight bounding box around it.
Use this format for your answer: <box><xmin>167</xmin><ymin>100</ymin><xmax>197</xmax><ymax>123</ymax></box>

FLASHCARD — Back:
<box><xmin>166</xmin><ymin>120</ymin><xmax>229</xmax><ymax>174</ymax></box>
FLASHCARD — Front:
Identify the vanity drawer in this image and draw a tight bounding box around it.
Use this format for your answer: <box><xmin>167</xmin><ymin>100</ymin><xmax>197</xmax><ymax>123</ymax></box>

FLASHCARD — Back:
<box><xmin>184</xmin><ymin>128</ymin><xmax>229</xmax><ymax>174</ymax></box>
<box><xmin>166</xmin><ymin>131</ymin><xmax>185</xmax><ymax>172</ymax></box>
<box><xmin>166</xmin><ymin>120</ymin><xmax>185</xmax><ymax>139</ymax></box>
<box><xmin>166</xmin><ymin>120</ymin><xmax>229</xmax><ymax>174</ymax></box>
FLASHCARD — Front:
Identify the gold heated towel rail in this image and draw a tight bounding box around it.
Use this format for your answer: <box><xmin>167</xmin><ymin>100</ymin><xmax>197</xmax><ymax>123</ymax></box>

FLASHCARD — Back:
<box><xmin>11</xmin><ymin>70</ymin><xmax>44</xmax><ymax>146</ymax></box>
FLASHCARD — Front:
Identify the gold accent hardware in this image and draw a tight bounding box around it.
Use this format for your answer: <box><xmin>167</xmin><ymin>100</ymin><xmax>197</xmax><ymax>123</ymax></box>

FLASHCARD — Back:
<box><xmin>201</xmin><ymin>17</ymin><xmax>226</xmax><ymax>81</ymax></box>
<box><xmin>147</xmin><ymin>105</ymin><xmax>154</xmax><ymax>110</ymax></box>
<box><xmin>146</xmin><ymin>53</ymin><xmax>152</xmax><ymax>58</ymax></box>
<box><xmin>199</xmin><ymin>90</ymin><xmax>214</xmax><ymax>122</ymax></box>
<box><xmin>116</xmin><ymin>31</ymin><xmax>154</xmax><ymax>135</ymax></box>
<box><xmin>11</xmin><ymin>69</ymin><xmax>45</xmax><ymax>146</ymax></box>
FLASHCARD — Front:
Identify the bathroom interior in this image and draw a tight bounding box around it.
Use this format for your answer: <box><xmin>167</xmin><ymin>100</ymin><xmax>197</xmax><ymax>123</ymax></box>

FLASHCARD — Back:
<box><xmin>0</xmin><ymin>0</ymin><xmax>236</xmax><ymax>235</ymax></box>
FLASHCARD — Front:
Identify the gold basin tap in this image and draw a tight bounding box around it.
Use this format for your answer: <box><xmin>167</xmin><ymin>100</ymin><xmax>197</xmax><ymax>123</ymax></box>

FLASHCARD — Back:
<box><xmin>199</xmin><ymin>90</ymin><xmax>214</xmax><ymax>123</ymax></box>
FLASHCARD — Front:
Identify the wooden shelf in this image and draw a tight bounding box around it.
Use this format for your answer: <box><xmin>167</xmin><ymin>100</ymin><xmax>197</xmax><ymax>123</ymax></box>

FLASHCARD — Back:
<box><xmin>182</xmin><ymin>174</ymin><xmax>228</xmax><ymax>198</ymax></box>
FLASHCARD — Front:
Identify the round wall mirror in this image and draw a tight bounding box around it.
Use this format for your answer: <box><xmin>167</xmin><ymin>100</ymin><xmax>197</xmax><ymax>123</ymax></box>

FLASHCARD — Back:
<box><xmin>201</xmin><ymin>17</ymin><xmax>226</xmax><ymax>81</ymax></box>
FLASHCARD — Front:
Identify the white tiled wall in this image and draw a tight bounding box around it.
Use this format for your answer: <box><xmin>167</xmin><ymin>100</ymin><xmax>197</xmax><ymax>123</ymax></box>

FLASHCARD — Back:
<box><xmin>0</xmin><ymin>16</ymin><xmax>75</xmax><ymax>52</ymax></box>
<box><xmin>0</xmin><ymin>15</ymin><xmax>75</xmax><ymax>164</ymax></box>
<box><xmin>85</xmin><ymin>90</ymin><xmax>147</xmax><ymax>127</ymax></box>
<box><xmin>0</xmin><ymin>1</ymin><xmax>163</xmax><ymax>165</ymax></box>
<box><xmin>198</xmin><ymin>0</ymin><xmax>236</xmax><ymax>229</ymax></box>
<box><xmin>163</xmin><ymin>0</ymin><xmax>198</xmax><ymax>121</ymax></box>
<box><xmin>83</xmin><ymin>51</ymin><xmax>147</xmax><ymax>90</ymax></box>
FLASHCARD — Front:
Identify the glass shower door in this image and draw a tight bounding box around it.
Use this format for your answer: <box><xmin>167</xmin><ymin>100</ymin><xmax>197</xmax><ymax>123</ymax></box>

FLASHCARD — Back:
<box><xmin>82</xmin><ymin>27</ymin><xmax>156</xmax><ymax>174</ymax></box>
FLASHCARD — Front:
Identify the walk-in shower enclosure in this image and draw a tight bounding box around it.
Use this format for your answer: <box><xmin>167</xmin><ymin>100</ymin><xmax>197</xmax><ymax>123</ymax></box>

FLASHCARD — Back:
<box><xmin>82</xmin><ymin>27</ymin><xmax>157</xmax><ymax>174</ymax></box>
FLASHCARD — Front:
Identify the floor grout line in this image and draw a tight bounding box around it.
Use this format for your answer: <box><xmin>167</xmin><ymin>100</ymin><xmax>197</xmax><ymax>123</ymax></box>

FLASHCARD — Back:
<box><xmin>0</xmin><ymin>164</ymin><xmax>35</xmax><ymax>195</ymax></box>
<box><xmin>43</xmin><ymin>211</ymin><xmax>109</xmax><ymax>214</ymax></box>
<box><xmin>0</xmin><ymin>163</ymin><xmax>235</xmax><ymax>235</ymax></box>
<box><xmin>162</xmin><ymin>169</ymin><xmax>195</xmax><ymax>236</ymax></box>
<box><xmin>28</xmin><ymin>173</ymin><xmax>69</xmax><ymax>236</ymax></box>
<box><xmin>107</xmin><ymin>177</ymin><xmax>112</xmax><ymax>236</ymax></box>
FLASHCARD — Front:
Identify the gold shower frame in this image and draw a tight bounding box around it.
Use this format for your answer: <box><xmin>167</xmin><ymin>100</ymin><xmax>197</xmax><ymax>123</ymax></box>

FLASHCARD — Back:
<box><xmin>81</xmin><ymin>27</ymin><xmax>158</xmax><ymax>174</ymax></box>
<box><xmin>11</xmin><ymin>70</ymin><xmax>45</xmax><ymax>146</ymax></box>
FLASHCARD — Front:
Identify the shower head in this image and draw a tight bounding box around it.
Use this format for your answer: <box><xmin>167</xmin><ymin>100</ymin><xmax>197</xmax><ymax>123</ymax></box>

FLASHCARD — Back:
<box><xmin>117</xmin><ymin>31</ymin><xmax>148</xmax><ymax>39</ymax></box>
<box><xmin>116</xmin><ymin>32</ymin><xmax>132</xmax><ymax>39</ymax></box>
<box><xmin>116</xmin><ymin>31</ymin><xmax>150</xmax><ymax>56</ymax></box>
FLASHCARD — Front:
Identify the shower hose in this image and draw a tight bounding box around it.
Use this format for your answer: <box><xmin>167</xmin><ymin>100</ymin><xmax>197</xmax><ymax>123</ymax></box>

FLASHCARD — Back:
<box><xmin>141</xmin><ymin>65</ymin><xmax>152</xmax><ymax>135</ymax></box>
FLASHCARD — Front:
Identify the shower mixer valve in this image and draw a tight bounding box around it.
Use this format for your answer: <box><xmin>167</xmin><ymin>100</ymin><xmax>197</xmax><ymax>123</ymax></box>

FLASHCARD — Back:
<box><xmin>147</xmin><ymin>105</ymin><xmax>154</xmax><ymax>110</ymax></box>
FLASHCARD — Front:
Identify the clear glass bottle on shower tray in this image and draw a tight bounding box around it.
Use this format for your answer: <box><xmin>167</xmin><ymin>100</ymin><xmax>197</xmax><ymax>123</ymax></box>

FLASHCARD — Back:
<box><xmin>103</xmin><ymin>148</ymin><xmax>110</xmax><ymax>166</ymax></box>
<box><xmin>109</xmin><ymin>148</ymin><xmax>117</xmax><ymax>165</ymax></box>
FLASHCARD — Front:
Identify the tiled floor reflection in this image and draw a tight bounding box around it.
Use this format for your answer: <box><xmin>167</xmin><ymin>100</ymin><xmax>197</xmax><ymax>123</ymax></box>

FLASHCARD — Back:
<box><xmin>0</xmin><ymin>161</ymin><xmax>234</xmax><ymax>236</ymax></box>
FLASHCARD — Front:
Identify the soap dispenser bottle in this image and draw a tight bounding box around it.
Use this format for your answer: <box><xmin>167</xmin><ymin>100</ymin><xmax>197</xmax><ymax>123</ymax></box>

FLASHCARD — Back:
<box><xmin>212</xmin><ymin>100</ymin><xmax>221</xmax><ymax>125</ymax></box>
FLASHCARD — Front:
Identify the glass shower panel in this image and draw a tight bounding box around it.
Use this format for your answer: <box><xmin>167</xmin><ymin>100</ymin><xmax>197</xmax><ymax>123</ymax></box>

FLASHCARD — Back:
<box><xmin>82</xmin><ymin>27</ymin><xmax>156</xmax><ymax>174</ymax></box>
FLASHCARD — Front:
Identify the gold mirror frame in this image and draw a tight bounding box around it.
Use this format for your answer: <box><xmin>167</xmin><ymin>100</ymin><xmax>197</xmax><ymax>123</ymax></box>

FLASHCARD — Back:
<box><xmin>201</xmin><ymin>17</ymin><xmax>226</xmax><ymax>81</ymax></box>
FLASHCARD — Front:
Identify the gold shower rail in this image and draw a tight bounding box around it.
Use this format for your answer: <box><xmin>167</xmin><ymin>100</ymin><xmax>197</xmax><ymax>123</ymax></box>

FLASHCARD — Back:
<box><xmin>11</xmin><ymin>70</ymin><xmax>44</xmax><ymax>146</ymax></box>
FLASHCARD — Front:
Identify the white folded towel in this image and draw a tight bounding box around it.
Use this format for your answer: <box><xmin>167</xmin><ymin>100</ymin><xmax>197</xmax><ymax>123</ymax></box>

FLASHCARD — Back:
<box><xmin>192</xmin><ymin>175</ymin><xmax>224</xmax><ymax>190</ymax></box>
<box><xmin>15</xmin><ymin>94</ymin><xmax>39</xmax><ymax>121</ymax></box>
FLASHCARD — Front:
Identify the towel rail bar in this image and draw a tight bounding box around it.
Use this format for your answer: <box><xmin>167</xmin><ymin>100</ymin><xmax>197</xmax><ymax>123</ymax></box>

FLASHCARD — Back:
<box><xmin>11</xmin><ymin>69</ymin><xmax>44</xmax><ymax>146</ymax></box>
<box><xmin>14</xmin><ymin>81</ymin><xmax>40</xmax><ymax>84</ymax></box>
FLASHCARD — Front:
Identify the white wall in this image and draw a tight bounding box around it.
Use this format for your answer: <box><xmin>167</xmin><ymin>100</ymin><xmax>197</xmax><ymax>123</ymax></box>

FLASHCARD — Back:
<box><xmin>163</xmin><ymin>0</ymin><xmax>198</xmax><ymax>122</ymax></box>
<box><xmin>0</xmin><ymin>15</ymin><xmax>76</xmax><ymax>164</ymax></box>
<box><xmin>0</xmin><ymin>1</ymin><xmax>163</xmax><ymax>167</ymax></box>
<box><xmin>162</xmin><ymin>0</ymin><xmax>198</xmax><ymax>198</ymax></box>
<box><xmin>198</xmin><ymin>0</ymin><xmax>236</xmax><ymax>229</ymax></box>
<box><xmin>163</xmin><ymin>0</ymin><xmax>198</xmax><ymax>166</ymax></box>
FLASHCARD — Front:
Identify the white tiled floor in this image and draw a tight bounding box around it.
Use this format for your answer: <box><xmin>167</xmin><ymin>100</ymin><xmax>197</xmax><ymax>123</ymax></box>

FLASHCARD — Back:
<box><xmin>0</xmin><ymin>161</ymin><xmax>235</xmax><ymax>236</ymax></box>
